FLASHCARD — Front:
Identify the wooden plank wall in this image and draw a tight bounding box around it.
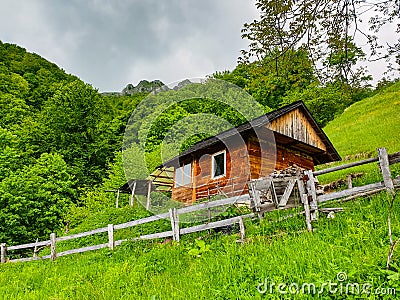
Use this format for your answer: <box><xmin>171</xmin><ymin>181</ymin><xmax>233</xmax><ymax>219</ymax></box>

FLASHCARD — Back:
<box><xmin>267</xmin><ymin>108</ymin><xmax>326</xmax><ymax>151</ymax></box>
<box><xmin>172</xmin><ymin>133</ymin><xmax>315</xmax><ymax>203</ymax></box>
<box><xmin>248</xmin><ymin>135</ymin><xmax>314</xmax><ymax>179</ymax></box>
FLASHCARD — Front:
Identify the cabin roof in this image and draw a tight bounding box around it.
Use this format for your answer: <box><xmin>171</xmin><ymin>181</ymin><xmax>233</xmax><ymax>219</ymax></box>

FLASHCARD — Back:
<box><xmin>157</xmin><ymin>101</ymin><xmax>341</xmax><ymax>168</ymax></box>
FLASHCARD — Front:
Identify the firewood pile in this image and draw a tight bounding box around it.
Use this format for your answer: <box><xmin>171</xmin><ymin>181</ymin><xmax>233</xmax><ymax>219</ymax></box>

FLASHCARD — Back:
<box><xmin>269</xmin><ymin>164</ymin><xmax>305</xmax><ymax>178</ymax></box>
<box><xmin>269</xmin><ymin>165</ymin><xmax>325</xmax><ymax>196</ymax></box>
<box><xmin>321</xmin><ymin>173</ymin><xmax>364</xmax><ymax>192</ymax></box>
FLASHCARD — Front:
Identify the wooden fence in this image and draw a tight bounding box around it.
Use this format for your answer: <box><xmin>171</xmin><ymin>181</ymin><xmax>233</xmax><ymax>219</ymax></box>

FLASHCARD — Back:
<box><xmin>2</xmin><ymin>147</ymin><xmax>399</xmax><ymax>264</ymax></box>
<box><xmin>0</xmin><ymin>195</ymin><xmax>251</xmax><ymax>264</ymax></box>
<box><xmin>250</xmin><ymin>148</ymin><xmax>400</xmax><ymax>229</ymax></box>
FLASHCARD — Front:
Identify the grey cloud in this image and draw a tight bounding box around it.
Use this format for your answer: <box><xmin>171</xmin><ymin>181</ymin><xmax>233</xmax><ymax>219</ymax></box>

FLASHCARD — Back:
<box><xmin>0</xmin><ymin>0</ymin><xmax>258</xmax><ymax>91</ymax></box>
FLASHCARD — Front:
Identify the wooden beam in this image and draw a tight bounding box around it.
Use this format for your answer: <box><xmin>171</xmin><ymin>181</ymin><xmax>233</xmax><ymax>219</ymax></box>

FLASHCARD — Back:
<box><xmin>1</xmin><ymin>243</ymin><xmax>6</xmax><ymax>263</ymax></box>
<box><xmin>169</xmin><ymin>208</ymin><xmax>180</xmax><ymax>242</ymax></box>
<box><xmin>50</xmin><ymin>233</ymin><xmax>56</xmax><ymax>261</ymax></box>
<box><xmin>180</xmin><ymin>214</ymin><xmax>254</xmax><ymax>235</ymax></box>
<box><xmin>151</xmin><ymin>175</ymin><xmax>174</xmax><ymax>179</ymax></box>
<box><xmin>302</xmin><ymin>194</ymin><xmax>312</xmax><ymax>232</ymax></box>
<box><xmin>296</xmin><ymin>173</ymin><xmax>307</xmax><ymax>195</ymax></box>
<box><xmin>318</xmin><ymin>181</ymin><xmax>384</xmax><ymax>203</ymax></box>
<box><xmin>314</xmin><ymin>151</ymin><xmax>400</xmax><ymax>177</ymax></box>
<box><xmin>56</xmin><ymin>227</ymin><xmax>108</xmax><ymax>242</ymax></box>
<box><xmin>389</xmin><ymin>152</ymin><xmax>400</xmax><ymax>165</ymax></box>
<box><xmin>238</xmin><ymin>217</ymin><xmax>245</xmax><ymax>243</ymax></box>
<box><xmin>129</xmin><ymin>182</ymin><xmax>136</xmax><ymax>206</ymax></box>
<box><xmin>152</xmin><ymin>182</ymin><xmax>173</xmax><ymax>187</ymax></box>
<box><xmin>305</xmin><ymin>170</ymin><xmax>318</xmax><ymax>221</ymax></box>
<box><xmin>7</xmin><ymin>240</ymin><xmax>50</xmax><ymax>251</ymax></box>
<box><xmin>279</xmin><ymin>178</ymin><xmax>296</xmax><ymax>207</ymax></box>
<box><xmin>271</xmin><ymin>181</ymin><xmax>279</xmax><ymax>208</ymax></box>
<box><xmin>132</xmin><ymin>231</ymin><xmax>174</xmax><ymax>241</ymax></box>
<box><xmin>108</xmin><ymin>224</ymin><xmax>114</xmax><ymax>250</ymax></box>
<box><xmin>146</xmin><ymin>181</ymin><xmax>151</xmax><ymax>210</ymax></box>
<box><xmin>313</xmin><ymin>157</ymin><xmax>379</xmax><ymax>176</ymax></box>
<box><xmin>347</xmin><ymin>175</ymin><xmax>353</xmax><ymax>189</ymax></box>
<box><xmin>57</xmin><ymin>243</ymin><xmax>108</xmax><ymax>257</ymax></box>
<box><xmin>378</xmin><ymin>148</ymin><xmax>394</xmax><ymax>192</ymax></box>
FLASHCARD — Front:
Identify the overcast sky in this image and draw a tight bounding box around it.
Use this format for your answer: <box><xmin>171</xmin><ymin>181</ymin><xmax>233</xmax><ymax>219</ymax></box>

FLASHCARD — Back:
<box><xmin>0</xmin><ymin>1</ymin><xmax>397</xmax><ymax>92</ymax></box>
<box><xmin>0</xmin><ymin>0</ymin><xmax>260</xmax><ymax>92</ymax></box>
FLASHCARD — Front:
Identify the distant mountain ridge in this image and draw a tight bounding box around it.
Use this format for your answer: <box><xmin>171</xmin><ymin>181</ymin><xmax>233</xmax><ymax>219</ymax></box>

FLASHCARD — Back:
<box><xmin>102</xmin><ymin>79</ymin><xmax>193</xmax><ymax>96</ymax></box>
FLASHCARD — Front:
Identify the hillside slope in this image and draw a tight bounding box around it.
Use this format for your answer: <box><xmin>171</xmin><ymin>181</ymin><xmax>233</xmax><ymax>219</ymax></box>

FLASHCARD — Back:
<box><xmin>324</xmin><ymin>82</ymin><xmax>400</xmax><ymax>158</ymax></box>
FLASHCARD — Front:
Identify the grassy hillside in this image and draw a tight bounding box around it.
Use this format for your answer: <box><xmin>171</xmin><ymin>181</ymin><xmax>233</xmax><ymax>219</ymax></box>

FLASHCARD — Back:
<box><xmin>318</xmin><ymin>82</ymin><xmax>400</xmax><ymax>184</ymax></box>
<box><xmin>324</xmin><ymin>82</ymin><xmax>400</xmax><ymax>158</ymax></box>
<box><xmin>1</xmin><ymin>84</ymin><xmax>400</xmax><ymax>299</ymax></box>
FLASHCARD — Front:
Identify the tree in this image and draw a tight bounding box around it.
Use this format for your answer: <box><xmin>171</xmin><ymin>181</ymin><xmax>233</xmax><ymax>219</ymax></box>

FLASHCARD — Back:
<box><xmin>241</xmin><ymin>0</ymin><xmax>399</xmax><ymax>83</ymax></box>
<box><xmin>0</xmin><ymin>127</ymin><xmax>22</xmax><ymax>181</ymax></box>
<box><xmin>215</xmin><ymin>48</ymin><xmax>317</xmax><ymax>109</ymax></box>
<box><xmin>0</xmin><ymin>153</ymin><xmax>76</xmax><ymax>245</ymax></box>
<box><xmin>32</xmin><ymin>80</ymin><xmax>119</xmax><ymax>187</ymax></box>
<box><xmin>282</xmin><ymin>83</ymin><xmax>353</xmax><ymax>126</ymax></box>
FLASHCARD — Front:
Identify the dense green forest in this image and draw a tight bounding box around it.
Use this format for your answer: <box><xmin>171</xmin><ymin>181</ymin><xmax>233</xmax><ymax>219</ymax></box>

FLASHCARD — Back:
<box><xmin>0</xmin><ymin>41</ymin><xmax>146</xmax><ymax>245</ymax></box>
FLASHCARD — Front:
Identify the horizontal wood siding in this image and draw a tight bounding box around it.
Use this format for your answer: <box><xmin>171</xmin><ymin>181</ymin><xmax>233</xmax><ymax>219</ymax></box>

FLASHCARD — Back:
<box><xmin>172</xmin><ymin>186</ymin><xmax>194</xmax><ymax>204</ymax></box>
<box><xmin>268</xmin><ymin>108</ymin><xmax>326</xmax><ymax>151</ymax></box>
<box><xmin>194</xmin><ymin>139</ymin><xmax>250</xmax><ymax>200</ymax></box>
<box><xmin>172</xmin><ymin>138</ymin><xmax>252</xmax><ymax>202</ymax></box>
<box><xmin>248</xmin><ymin>134</ymin><xmax>314</xmax><ymax>180</ymax></box>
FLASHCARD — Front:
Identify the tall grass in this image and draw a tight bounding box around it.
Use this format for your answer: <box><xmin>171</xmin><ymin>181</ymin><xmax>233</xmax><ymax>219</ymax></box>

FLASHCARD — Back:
<box><xmin>0</xmin><ymin>193</ymin><xmax>398</xmax><ymax>299</ymax></box>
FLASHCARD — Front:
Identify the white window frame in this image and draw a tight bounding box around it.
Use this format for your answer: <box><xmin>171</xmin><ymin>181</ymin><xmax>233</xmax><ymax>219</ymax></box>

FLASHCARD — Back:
<box><xmin>174</xmin><ymin>162</ymin><xmax>192</xmax><ymax>187</ymax></box>
<box><xmin>211</xmin><ymin>150</ymin><xmax>226</xmax><ymax>179</ymax></box>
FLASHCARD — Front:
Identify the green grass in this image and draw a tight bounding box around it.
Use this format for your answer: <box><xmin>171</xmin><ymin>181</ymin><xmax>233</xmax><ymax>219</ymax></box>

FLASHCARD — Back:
<box><xmin>2</xmin><ymin>83</ymin><xmax>400</xmax><ymax>299</ymax></box>
<box><xmin>0</xmin><ymin>194</ymin><xmax>399</xmax><ymax>299</ymax></box>
<box><xmin>318</xmin><ymin>82</ymin><xmax>400</xmax><ymax>184</ymax></box>
<box><xmin>324</xmin><ymin>82</ymin><xmax>400</xmax><ymax>158</ymax></box>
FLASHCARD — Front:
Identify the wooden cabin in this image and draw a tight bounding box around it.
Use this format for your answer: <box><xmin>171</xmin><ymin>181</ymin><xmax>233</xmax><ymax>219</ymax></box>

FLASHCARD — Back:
<box><xmin>151</xmin><ymin>101</ymin><xmax>340</xmax><ymax>204</ymax></box>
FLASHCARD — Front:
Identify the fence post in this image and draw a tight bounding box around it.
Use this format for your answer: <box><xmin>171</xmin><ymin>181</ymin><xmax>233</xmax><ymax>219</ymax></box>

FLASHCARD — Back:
<box><xmin>238</xmin><ymin>217</ymin><xmax>245</xmax><ymax>243</ymax></box>
<box><xmin>169</xmin><ymin>208</ymin><xmax>180</xmax><ymax>242</ymax></box>
<box><xmin>129</xmin><ymin>181</ymin><xmax>136</xmax><ymax>206</ymax></box>
<box><xmin>146</xmin><ymin>180</ymin><xmax>152</xmax><ymax>210</ymax></box>
<box><xmin>347</xmin><ymin>175</ymin><xmax>353</xmax><ymax>189</ymax></box>
<box><xmin>108</xmin><ymin>224</ymin><xmax>114</xmax><ymax>250</ymax></box>
<box><xmin>305</xmin><ymin>170</ymin><xmax>318</xmax><ymax>221</ymax></box>
<box><xmin>378</xmin><ymin>148</ymin><xmax>394</xmax><ymax>193</ymax></box>
<box><xmin>33</xmin><ymin>238</ymin><xmax>39</xmax><ymax>258</ymax></box>
<box><xmin>301</xmin><ymin>194</ymin><xmax>312</xmax><ymax>232</ymax></box>
<box><xmin>50</xmin><ymin>233</ymin><xmax>56</xmax><ymax>261</ymax></box>
<box><xmin>1</xmin><ymin>243</ymin><xmax>6</xmax><ymax>263</ymax></box>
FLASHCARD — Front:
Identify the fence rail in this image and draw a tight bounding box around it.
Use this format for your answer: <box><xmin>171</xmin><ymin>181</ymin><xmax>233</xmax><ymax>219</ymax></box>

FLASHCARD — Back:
<box><xmin>313</xmin><ymin>151</ymin><xmax>400</xmax><ymax>176</ymax></box>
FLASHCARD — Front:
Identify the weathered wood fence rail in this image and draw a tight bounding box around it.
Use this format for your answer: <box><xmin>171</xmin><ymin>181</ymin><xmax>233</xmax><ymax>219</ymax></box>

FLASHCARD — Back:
<box><xmin>0</xmin><ymin>195</ymin><xmax>251</xmax><ymax>264</ymax></box>
<box><xmin>314</xmin><ymin>148</ymin><xmax>400</xmax><ymax>201</ymax></box>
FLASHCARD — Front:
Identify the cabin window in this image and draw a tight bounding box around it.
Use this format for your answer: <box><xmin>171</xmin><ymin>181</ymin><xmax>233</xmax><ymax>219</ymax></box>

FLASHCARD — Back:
<box><xmin>175</xmin><ymin>163</ymin><xmax>191</xmax><ymax>187</ymax></box>
<box><xmin>212</xmin><ymin>151</ymin><xmax>226</xmax><ymax>178</ymax></box>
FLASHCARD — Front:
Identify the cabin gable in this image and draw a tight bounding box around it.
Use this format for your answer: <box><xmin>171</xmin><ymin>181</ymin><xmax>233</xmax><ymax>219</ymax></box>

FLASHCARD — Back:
<box><xmin>267</xmin><ymin>108</ymin><xmax>327</xmax><ymax>151</ymax></box>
